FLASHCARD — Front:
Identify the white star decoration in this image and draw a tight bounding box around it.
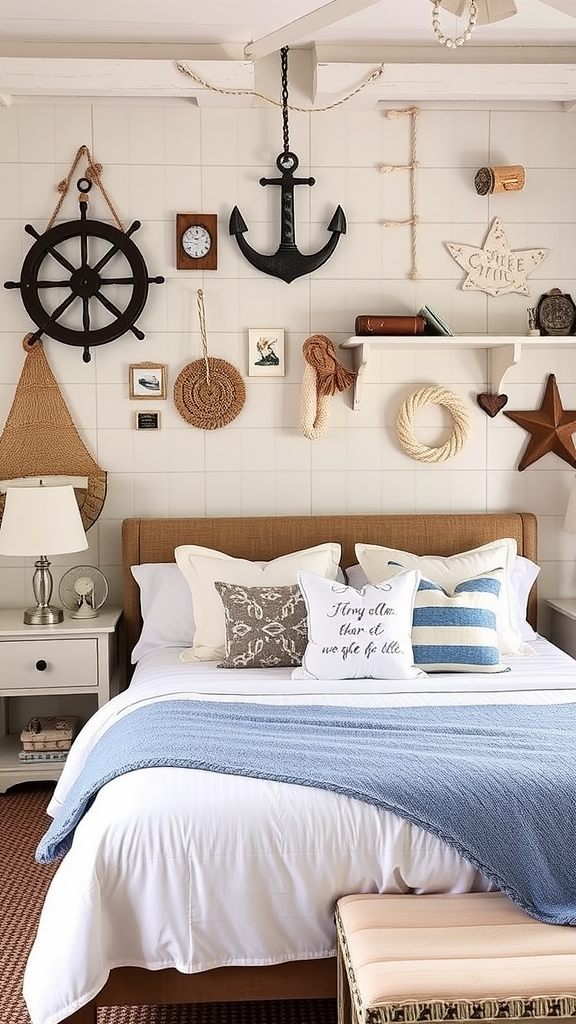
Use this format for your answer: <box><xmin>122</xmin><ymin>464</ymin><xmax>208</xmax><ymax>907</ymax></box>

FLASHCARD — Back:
<box><xmin>446</xmin><ymin>218</ymin><xmax>549</xmax><ymax>297</ymax></box>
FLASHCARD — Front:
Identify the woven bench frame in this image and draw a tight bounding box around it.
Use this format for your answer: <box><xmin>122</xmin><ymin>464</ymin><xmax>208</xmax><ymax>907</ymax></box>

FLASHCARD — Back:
<box><xmin>335</xmin><ymin>897</ymin><xmax>576</xmax><ymax>1024</ymax></box>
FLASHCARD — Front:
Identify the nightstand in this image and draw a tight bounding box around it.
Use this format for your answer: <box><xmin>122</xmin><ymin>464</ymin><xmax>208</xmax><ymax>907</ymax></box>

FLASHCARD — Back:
<box><xmin>545</xmin><ymin>598</ymin><xmax>576</xmax><ymax>660</ymax></box>
<box><xmin>0</xmin><ymin>608</ymin><xmax>122</xmax><ymax>792</ymax></box>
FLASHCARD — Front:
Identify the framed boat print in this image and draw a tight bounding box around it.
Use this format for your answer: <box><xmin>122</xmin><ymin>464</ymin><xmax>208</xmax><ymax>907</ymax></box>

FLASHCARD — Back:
<box><xmin>129</xmin><ymin>362</ymin><xmax>167</xmax><ymax>399</ymax></box>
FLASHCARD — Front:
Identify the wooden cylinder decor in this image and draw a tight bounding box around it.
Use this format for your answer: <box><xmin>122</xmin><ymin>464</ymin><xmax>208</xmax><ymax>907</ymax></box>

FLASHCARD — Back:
<box><xmin>474</xmin><ymin>165</ymin><xmax>525</xmax><ymax>195</ymax></box>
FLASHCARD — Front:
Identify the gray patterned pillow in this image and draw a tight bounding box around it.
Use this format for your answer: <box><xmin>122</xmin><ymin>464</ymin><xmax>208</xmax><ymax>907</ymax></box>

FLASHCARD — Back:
<box><xmin>214</xmin><ymin>581</ymin><xmax>308</xmax><ymax>668</ymax></box>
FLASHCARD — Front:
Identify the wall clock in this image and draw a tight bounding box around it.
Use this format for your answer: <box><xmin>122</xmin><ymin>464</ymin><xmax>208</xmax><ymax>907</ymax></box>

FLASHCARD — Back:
<box><xmin>176</xmin><ymin>214</ymin><xmax>217</xmax><ymax>270</ymax></box>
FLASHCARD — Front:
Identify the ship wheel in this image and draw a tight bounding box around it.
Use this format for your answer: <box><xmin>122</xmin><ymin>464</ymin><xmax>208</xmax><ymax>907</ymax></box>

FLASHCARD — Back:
<box><xmin>4</xmin><ymin>179</ymin><xmax>165</xmax><ymax>362</ymax></box>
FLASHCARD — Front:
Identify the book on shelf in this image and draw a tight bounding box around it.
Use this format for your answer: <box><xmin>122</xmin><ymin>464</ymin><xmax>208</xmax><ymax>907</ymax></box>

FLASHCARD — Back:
<box><xmin>418</xmin><ymin>305</ymin><xmax>454</xmax><ymax>337</ymax></box>
<box><xmin>355</xmin><ymin>314</ymin><xmax>426</xmax><ymax>336</ymax></box>
<box><xmin>18</xmin><ymin>750</ymin><xmax>68</xmax><ymax>763</ymax></box>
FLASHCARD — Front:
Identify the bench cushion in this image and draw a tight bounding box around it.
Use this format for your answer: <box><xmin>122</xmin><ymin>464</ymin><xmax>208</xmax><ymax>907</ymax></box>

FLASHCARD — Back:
<box><xmin>335</xmin><ymin>892</ymin><xmax>576</xmax><ymax>1023</ymax></box>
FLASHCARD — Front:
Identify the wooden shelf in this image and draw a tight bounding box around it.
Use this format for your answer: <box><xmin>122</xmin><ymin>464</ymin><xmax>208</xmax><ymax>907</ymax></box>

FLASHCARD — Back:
<box><xmin>339</xmin><ymin>335</ymin><xmax>574</xmax><ymax>411</ymax></box>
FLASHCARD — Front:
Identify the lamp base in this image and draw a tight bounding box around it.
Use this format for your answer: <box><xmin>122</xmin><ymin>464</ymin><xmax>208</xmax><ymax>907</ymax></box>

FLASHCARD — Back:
<box><xmin>24</xmin><ymin>604</ymin><xmax>64</xmax><ymax>626</ymax></box>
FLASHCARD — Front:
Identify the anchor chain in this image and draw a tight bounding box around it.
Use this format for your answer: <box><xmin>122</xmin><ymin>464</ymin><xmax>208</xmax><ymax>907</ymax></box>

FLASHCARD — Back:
<box><xmin>281</xmin><ymin>46</ymin><xmax>290</xmax><ymax>155</ymax></box>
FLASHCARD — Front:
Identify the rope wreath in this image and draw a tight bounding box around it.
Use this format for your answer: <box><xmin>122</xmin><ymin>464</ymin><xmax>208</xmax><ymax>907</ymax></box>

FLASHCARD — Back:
<box><xmin>396</xmin><ymin>386</ymin><xmax>470</xmax><ymax>463</ymax></box>
<box><xmin>299</xmin><ymin>334</ymin><xmax>356</xmax><ymax>440</ymax></box>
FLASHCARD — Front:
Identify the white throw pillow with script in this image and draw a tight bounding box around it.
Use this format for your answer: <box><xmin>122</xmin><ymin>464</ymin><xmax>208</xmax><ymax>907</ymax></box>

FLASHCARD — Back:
<box><xmin>296</xmin><ymin>569</ymin><xmax>425</xmax><ymax>680</ymax></box>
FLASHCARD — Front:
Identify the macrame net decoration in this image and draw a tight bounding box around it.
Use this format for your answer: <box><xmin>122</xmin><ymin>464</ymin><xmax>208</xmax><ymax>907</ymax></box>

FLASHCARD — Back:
<box><xmin>0</xmin><ymin>335</ymin><xmax>107</xmax><ymax>529</ymax></box>
<box><xmin>173</xmin><ymin>290</ymin><xmax>246</xmax><ymax>430</ymax></box>
<box><xmin>299</xmin><ymin>334</ymin><xmax>357</xmax><ymax>439</ymax></box>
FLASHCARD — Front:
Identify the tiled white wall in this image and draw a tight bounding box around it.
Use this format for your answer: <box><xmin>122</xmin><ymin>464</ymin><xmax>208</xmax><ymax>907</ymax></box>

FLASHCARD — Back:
<box><xmin>1</xmin><ymin>98</ymin><xmax>576</xmax><ymax>634</ymax></box>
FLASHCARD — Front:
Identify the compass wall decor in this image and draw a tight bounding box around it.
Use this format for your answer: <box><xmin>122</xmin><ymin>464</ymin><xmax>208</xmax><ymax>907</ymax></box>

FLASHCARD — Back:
<box><xmin>4</xmin><ymin>147</ymin><xmax>165</xmax><ymax>362</ymax></box>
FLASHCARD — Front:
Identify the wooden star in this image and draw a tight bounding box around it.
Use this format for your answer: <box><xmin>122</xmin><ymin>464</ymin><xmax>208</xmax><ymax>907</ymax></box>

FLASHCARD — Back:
<box><xmin>446</xmin><ymin>218</ymin><xmax>549</xmax><ymax>297</ymax></box>
<box><xmin>504</xmin><ymin>374</ymin><xmax>576</xmax><ymax>471</ymax></box>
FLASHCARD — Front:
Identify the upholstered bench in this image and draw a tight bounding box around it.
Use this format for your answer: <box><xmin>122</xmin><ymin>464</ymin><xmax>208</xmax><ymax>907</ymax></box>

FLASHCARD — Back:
<box><xmin>335</xmin><ymin>892</ymin><xmax>576</xmax><ymax>1024</ymax></box>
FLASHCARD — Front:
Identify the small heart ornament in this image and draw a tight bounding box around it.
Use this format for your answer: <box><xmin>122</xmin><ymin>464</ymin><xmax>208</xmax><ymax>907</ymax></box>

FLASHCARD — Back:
<box><xmin>477</xmin><ymin>393</ymin><xmax>508</xmax><ymax>417</ymax></box>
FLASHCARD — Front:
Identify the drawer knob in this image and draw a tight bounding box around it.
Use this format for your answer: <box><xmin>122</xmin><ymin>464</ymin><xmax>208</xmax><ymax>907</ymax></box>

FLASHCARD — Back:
<box><xmin>35</xmin><ymin>659</ymin><xmax>48</xmax><ymax>672</ymax></box>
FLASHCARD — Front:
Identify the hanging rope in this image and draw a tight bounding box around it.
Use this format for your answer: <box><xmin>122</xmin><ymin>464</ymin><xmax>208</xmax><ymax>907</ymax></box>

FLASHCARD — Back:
<box><xmin>46</xmin><ymin>144</ymin><xmax>125</xmax><ymax>232</ymax></box>
<box><xmin>299</xmin><ymin>335</ymin><xmax>357</xmax><ymax>440</ymax></box>
<box><xmin>176</xmin><ymin>61</ymin><xmax>385</xmax><ymax>113</ymax></box>
<box><xmin>197</xmin><ymin>288</ymin><xmax>211</xmax><ymax>387</ymax></box>
<box><xmin>381</xmin><ymin>107</ymin><xmax>421</xmax><ymax>280</ymax></box>
<box><xmin>396</xmin><ymin>386</ymin><xmax>470</xmax><ymax>463</ymax></box>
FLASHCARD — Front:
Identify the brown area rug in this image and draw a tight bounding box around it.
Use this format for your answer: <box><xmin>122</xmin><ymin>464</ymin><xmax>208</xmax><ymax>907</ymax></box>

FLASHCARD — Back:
<box><xmin>0</xmin><ymin>783</ymin><xmax>337</xmax><ymax>1024</ymax></box>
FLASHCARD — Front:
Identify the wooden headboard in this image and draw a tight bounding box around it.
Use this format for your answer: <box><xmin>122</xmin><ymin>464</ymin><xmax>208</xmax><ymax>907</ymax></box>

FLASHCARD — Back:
<box><xmin>121</xmin><ymin>512</ymin><xmax>538</xmax><ymax>674</ymax></box>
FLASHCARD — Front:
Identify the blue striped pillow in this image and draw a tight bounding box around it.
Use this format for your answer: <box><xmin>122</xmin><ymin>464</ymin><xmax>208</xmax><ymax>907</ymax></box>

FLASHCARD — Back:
<box><xmin>410</xmin><ymin>569</ymin><xmax>510</xmax><ymax>673</ymax></box>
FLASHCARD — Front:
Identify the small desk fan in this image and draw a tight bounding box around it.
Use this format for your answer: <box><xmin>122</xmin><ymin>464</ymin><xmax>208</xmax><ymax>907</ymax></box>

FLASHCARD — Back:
<box><xmin>59</xmin><ymin>565</ymin><xmax>108</xmax><ymax>619</ymax></box>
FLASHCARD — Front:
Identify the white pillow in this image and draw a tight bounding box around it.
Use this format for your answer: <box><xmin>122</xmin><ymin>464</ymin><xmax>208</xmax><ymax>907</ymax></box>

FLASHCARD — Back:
<box><xmin>176</xmin><ymin>543</ymin><xmax>341</xmax><ymax>662</ymax></box>
<box><xmin>296</xmin><ymin>569</ymin><xmax>425</xmax><ymax>681</ymax></box>
<box><xmin>347</xmin><ymin>553</ymin><xmax>541</xmax><ymax>642</ymax></box>
<box><xmin>511</xmin><ymin>555</ymin><xmax>540</xmax><ymax>640</ymax></box>
<box><xmin>355</xmin><ymin>539</ymin><xmax>525</xmax><ymax>656</ymax></box>
<box><xmin>130</xmin><ymin>563</ymin><xmax>196</xmax><ymax>663</ymax></box>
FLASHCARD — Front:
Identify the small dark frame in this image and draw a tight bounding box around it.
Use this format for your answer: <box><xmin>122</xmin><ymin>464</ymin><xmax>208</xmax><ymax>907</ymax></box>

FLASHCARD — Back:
<box><xmin>135</xmin><ymin>411</ymin><xmax>161</xmax><ymax>430</ymax></box>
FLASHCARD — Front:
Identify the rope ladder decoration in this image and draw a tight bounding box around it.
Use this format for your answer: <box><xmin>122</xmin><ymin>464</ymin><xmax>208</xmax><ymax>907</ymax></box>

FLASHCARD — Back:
<box><xmin>396</xmin><ymin>385</ymin><xmax>470</xmax><ymax>463</ymax></box>
<box><xmin>381</xmin><ymin>107</ymin><xmax>421</xmax><ymax>281</ymax></box>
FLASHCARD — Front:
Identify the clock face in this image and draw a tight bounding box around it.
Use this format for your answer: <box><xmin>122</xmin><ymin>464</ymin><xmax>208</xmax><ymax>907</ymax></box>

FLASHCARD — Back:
<box><xmin>182</xmin><ymin>224</ymin><xmax>212</xmax><ymax>259</ymax></box>
<box><xmin>176</xmin><ymin>214</ymin><xmax>218</xmax><ymax>270</ymax></box>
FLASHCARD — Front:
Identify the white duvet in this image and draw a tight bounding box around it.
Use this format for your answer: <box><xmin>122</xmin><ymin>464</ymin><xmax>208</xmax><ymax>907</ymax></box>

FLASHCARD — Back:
<box><xmin>24</xmin><ymin>638</ymin><xmax>576</xmax><ymax>1024</ymax></box>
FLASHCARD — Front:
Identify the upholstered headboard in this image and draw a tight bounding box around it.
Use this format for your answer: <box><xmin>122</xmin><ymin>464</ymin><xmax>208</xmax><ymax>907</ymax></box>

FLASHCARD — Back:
<box><xmin>121</xmin><ymin>512</ymin><xmax>538</xmax><ymax>673</ymax></box>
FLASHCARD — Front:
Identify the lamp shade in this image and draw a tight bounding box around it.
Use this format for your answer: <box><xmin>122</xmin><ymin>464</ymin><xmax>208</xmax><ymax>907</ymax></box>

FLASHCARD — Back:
<box><xmin>430</xmin><ymin>0</ymin><xmax>518</xmax><ymax>24</ymax></box>
<box><xmin>0</xmin><ymin>483</ymin><xmax>88</xmax><ymax>556</ymax></box>
<box><xmin>563</xmin><ymin>478</ymin><xmax>576</xmax><ymax>534</ymax></box>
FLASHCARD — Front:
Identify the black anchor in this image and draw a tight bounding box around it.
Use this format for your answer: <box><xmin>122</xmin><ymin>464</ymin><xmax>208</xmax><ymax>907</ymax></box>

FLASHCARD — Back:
<box><xmin>229</xmin><ymin>47</ymin><xmax>346</xmax><ymax>284</ymax></box>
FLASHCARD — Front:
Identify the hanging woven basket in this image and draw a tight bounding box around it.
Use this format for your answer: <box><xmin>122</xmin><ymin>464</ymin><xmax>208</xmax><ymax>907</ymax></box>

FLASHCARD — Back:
<box><xmin>173</xmin><ymin>290</ymin><xmax>246</xmax><ymax>430</ymax></box>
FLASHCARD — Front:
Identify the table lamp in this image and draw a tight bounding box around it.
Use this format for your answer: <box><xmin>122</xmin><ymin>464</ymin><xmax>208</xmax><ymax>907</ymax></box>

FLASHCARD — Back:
<box><xmin>0</xmin><ymin>482</ymin><xmax>88</xmax><ymax>624</ymax></box>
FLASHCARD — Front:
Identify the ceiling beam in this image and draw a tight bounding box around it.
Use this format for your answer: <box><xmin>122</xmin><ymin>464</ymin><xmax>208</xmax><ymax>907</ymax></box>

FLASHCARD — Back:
<box><xmin>244</xmin><ymin>0</ymin><xmax>383</xmax><ymax>60</ymax></box>
<box><xmin>314</xmin><ymin>56</ymin><xmax>576</xmax><ymax>106</ymax></box>
<box><xmin>0</xmin><ymin>58</ymin><xmax>255</xmax><ymax>106</ymax></box>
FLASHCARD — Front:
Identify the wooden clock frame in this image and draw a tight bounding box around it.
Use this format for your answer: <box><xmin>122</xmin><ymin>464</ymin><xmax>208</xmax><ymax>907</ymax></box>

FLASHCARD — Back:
<box><xmin>176</xmin><ymin>213</ymin><xmax>218</xmax><ymax>271</ymax></box>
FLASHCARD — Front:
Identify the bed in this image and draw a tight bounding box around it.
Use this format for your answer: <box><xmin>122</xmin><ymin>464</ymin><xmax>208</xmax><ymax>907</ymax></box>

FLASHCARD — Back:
<box><xmin>22</xmin><ymin>512</ymin><xmax>576</xmax><ymax>1024</ymax></box>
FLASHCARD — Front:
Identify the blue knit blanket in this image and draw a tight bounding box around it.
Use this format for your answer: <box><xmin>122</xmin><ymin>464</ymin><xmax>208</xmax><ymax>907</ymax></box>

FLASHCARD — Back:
<box><xmin>36</xmin><ymin>699</ymin><xmax>576</xmax><ymax>925</ymax></box>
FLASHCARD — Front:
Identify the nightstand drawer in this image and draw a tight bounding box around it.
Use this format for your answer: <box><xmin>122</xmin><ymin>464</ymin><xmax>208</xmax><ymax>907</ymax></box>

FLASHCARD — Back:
<box><xmin>0</xmin><ymin>638</ymin><xmax>98</xmax><ymax>691</ymax></box>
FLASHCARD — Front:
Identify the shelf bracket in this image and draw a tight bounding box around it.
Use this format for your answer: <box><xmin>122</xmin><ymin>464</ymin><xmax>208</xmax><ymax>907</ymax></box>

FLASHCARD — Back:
<box><xmin>344</xmin><ymin>340</ymin><xmax>368</xmax><ymax>411</ymax></box>
<box><xmin>489</xmin><ymin>342</ymin><xmax>522</xmax><ymax>394</ymax></box>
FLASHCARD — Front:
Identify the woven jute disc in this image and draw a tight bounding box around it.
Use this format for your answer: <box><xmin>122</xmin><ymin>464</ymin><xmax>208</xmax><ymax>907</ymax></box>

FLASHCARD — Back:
<box><xmin>173</xmin><ymin>357</ymin><xmax>246</xmax><ymax>430</ymax></box>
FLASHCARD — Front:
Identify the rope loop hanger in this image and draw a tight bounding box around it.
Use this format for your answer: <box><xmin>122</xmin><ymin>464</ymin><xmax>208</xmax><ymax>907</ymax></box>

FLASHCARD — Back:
<box><xmin>396</xmin><ymin>385</ymin><xmax>470</xmax><ymax>463</ymax></box>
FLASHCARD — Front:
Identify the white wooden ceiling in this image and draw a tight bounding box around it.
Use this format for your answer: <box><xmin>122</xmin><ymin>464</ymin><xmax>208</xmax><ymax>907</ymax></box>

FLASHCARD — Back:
<box><xmin>1</xmin><ymin>0</ymin><xmax>576</xmax><ymax>108</ymax></box>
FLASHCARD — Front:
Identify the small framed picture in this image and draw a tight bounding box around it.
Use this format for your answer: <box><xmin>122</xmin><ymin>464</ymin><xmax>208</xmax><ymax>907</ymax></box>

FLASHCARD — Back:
<box><xmin>129</xmin><ymin>362</ymin><xmax>167</xmax><ymax>399</ymax></box>
<box><xmin>135</xmin><ymin>411</ymin><xmax>161</xmax><ymax>430</ymax></box>
<box><xmin>248</xmin><ymin>329</ymin><xmax>285</xmax><ymax>377</ymax></box>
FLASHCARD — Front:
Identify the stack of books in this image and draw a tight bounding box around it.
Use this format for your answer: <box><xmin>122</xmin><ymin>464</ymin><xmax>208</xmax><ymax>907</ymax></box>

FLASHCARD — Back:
<box><xmin>19</xmin><ymin>715</ymin><xmax>81</xmax><ymax>763</ymax></box>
